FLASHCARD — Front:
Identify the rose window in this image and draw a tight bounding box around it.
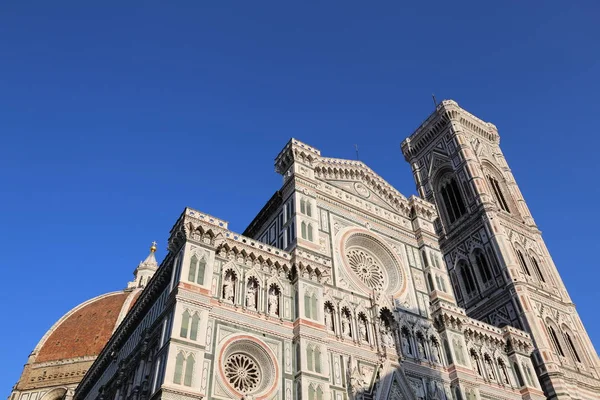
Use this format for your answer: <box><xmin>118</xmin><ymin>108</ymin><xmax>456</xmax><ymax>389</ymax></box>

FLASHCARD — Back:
<box><xmin>346</xmin><ymin>249</ymin><xmax>384</xmax><ymax>291</ymax></box>
<box><xmin>224</xmin><ymin>353</ymin><xmax>260</xmax><ymax>393</ymax></box>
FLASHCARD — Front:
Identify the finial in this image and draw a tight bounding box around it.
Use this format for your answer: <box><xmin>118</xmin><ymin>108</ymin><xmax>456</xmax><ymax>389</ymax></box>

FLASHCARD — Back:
<box><xmin>150</xmin><ymin>241</ymin><xmax>157</xmax><ymax>253</ymax></box>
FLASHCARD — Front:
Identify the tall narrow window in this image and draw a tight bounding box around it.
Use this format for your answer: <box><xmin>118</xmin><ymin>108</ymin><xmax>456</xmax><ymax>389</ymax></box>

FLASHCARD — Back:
<box><xmin>488</xmin><ymin>176</ymin><xmax>510</xmax><ymax>213</ymax></box>
<box><xmin>316</xmin><ymin>386</ymin><xmax>323</xmax><ymax>400</ymax></box>
<box><xmin>314</xmin><ymin>346</ymin><xmax>322</xmax><ymax>373</ymax></box>
<box><xmin>197</xmin><ymin>258</ymin><xmax>206</xmax><ymax>285</ymax></box>
<box><xmin>184</xmin><ymin>355</ymin><xmax>194</xmax><ymax>386</ymax></box>
<box><xmin>307</xmin><ymin>224</ymin><xmax>313</xmax><ymax>241</ymax></box>
<box><xmin>564</xmin><ymin>332</ymin><xmax>582</xmax><ymax>363</ymax></box>
<box><xmin>427</xmin><ymin>273</ymin><xmax>435</xmax><ymax>292</ymax></box>
<box><xmin>188</xmin><ymin>255</ymin><xmax>198</xmax><ymax>282</ymax></box>
<box><xmin>548</xmin><ymin>325</ymin><xmax>565</xmax><ymax>357</ymax></box>
<box><xmin>173</xmin><ymin>353</ymin><xmax>185</xmax><ymax>384</ymax></box>
<box><xmin>529</xmin><ymin>256</ymin><xmax>545</xmax><ymax>283</ymax></box>
<box><xmin>515</xmin><ymin>250</ymin><xmax>531</xmax><ymax>276</ymax></box>
<box><xmin>308</xmin><ymin>386</ymin><xmax>316</xmax><ymax>400</ymax></box>
<box><xmin>300</xmin><ymin>199</ymin><xmax>306</xmax><ymax>214</ymax></box>
<box><xmin>310</xmin><ymin>294</ymin><xmax>318</xmax><ymax>320</ymax></box>
<box><xmin>180</xmin><ymin>311</ymin><xmax>190</xmax><ymax>338</ymax></box>
<box><xmin>460</xmin><ymin>262</ymin><xmax>477</xmax><ymax>295</ymax></box>
<box><xmin>474</xmin><ymin>250</ymin><xmax>493</xmax><ymax>283</ymax></box>
<box><xmin>306</xmin><ymin>202</ymin><xmax>312</xmax><ymax>217</ymax></box>
<box><xmin>450</xmin><ymin>272</ymin><xmax>463</xmax><ymax>301</ymax></box>
<box><xmin>190</xmin><ymin>313</ymin><xmax>200</xmax><ymax>341</ymax></box>
<box><xmin>304</xmin><ymin>293</ymin><xmax>312</xmax><ymax>318</ymax></box>
<box><xmin>440</xmin><ymin>177</ymin><xmax>466</xmax><ymax>224</ymax></box>
<box><xmin>307</xmin><ymin>346</ymin><xmax>314</xmax><ymax>370</ymax></box>
<box><xmin>301</xmin><ymin>221</ymin><xmax>307</xmax><ymax>240</ymax></box>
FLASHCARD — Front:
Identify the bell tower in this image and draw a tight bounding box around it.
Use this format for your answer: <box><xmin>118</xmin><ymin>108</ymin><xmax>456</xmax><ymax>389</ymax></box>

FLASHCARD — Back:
<box><xmin>402</xmin><ymin>100</ymin><xmax>600</xmax><ymax>400</ymax></box>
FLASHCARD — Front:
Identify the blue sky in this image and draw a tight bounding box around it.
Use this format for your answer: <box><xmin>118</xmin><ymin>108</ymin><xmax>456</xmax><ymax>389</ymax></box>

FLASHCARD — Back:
<box><xmin>2</xmin><ymin>1</ymin><xmax>599</xmax><ymax>393</ymax></box>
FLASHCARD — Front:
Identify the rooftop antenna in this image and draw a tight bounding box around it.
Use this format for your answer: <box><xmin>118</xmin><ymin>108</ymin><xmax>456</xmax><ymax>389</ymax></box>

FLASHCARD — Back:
<box><xmin>432</xmin><ymin>93</ymin><xmax>438</xmax><ymax>108</ymax></box>
<box><xmin>355</xmin><ymin>144</ymin><xmax>360</xmax><ymax>161</ymax></box>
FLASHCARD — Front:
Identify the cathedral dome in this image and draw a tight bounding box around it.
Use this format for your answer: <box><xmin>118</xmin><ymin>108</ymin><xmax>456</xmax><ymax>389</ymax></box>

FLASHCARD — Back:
<box><xmin>11</xmin><ymin>244</ymin><xmax>159</xmax><ymax>398</ymax></box>
<box><xmin>34</xmin><ymin>290</ymin><xmax>141</xmax><ymax>364</ymax></box>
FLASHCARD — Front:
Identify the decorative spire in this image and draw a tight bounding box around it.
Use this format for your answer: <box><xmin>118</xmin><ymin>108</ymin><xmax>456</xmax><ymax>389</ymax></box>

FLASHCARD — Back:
<box><xmin>127</xmin><ymin>242</ymin><xmax>159</xmax><ymax>289</ymax></box>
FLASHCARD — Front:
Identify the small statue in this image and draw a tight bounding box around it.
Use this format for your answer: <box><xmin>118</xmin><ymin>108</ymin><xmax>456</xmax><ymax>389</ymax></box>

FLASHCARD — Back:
<box><xmin>223</xmin><ymin>273</ymin><xmax>235</xmax><ymax>302</ymax></box>
<box><xmin>359</xmin><ymin>319</ymin><xmax>368</xmax><ymax>341</ymax></box>
<box><xmin>268</xmin><ymin>288</ymin><xmax>279</xmax><ymax>316</ymax></box>
<box><xmin>246</xmin><ymin>283</ymin><xmax>257</xmax><ymax>308</ymax></box>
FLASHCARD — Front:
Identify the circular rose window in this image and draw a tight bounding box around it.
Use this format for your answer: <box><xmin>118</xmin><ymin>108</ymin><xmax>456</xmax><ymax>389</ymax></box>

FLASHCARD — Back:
<box><xmin>218</xmin><ymin>335</ymin><xmax>278</xmax><ymax>399</ymax></box>
<box><xmin>339</xmin><ymin>228</ymin><xmax>406</xmax><ymax>297</ymax></box>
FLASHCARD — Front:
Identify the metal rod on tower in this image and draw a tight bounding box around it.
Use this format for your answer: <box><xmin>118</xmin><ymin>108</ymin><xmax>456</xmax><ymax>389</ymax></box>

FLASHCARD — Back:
<box><xmin>432</xmin><ymin>94</ymin><xmax>438</xmax><ymax>108</ymax></box>
<box><xmin>355</xmin><ymin>144</ymin><xmax>360</xmax><ymax>161</ymax></box>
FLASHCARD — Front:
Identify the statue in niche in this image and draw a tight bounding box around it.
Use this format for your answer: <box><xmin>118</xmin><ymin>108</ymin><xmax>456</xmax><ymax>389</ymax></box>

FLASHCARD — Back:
<box><xmin>324</xmin><ymin>306</ymin><xmax>334</xmax><ymax>332</ymax></box>
<box><xmin>379</xmin><ymin>321</ymin><xmax>394</xmax><ymax>348</ymax></box>
<box><xmin>401</xmin><ymin>331</ymin><xmax>412</xmax><ymax>355</ymax></box>
<box><xmin>246</xmin><ymin>281</ymin><xmax>257</xmax><ymax>309</ymax></box>
<box><xmin>341</xmin><ymin>312</ymin><xmax>352</xmax><ymax>338</ymax></box>
<box><xmin>428</xmin><ymin>380</ymin><xmax>447</xmax><ymax>400</ymax></box>
<box><xmin>431</xmin><ymin>341</ymin><xmax>440</xmax><ymax>363</ymax></box>
<box><xmin>485</xmin><ymin>357</ymin><xmax>496</xmax><ymax>380</ymax></box>
<box><xmin>417</xmin><ymin>336</ymin><xmax>427</xmax><ymax>359</ymax></box>
<box><xmin>471</xmin><ymin>352</ymin><xmax>482</xmax><ymax>375</ymax></box>
<box><xmin>410</xmin><ymin>380</ymin><xmax>426</xmax><ymax>400</ymax></box>
<box><xmin>268</xmin><ymin>286</ymin><xmax>279</xmax><ymax>316</ymax></box>
<box><xmin>359</xmin><ymin>318</ymin><xmax>368</xmax><ymax>341</ymax></box>
<box><xmin>223</xmin><ymin>272</ymin><xmax>235</xmax><ymax>302</ymax></box>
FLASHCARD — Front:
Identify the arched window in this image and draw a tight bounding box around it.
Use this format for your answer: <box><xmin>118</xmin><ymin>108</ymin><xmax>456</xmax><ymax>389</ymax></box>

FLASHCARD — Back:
<box><xmin>422</xmin><ymin>250</ymin><xmax>429</xmax><ymax>268</ymax></box>
<box><xmin>306</xmin><ymin>202</ymin><xmax>312</xmax><ymax>217</ymax></box>
<box><xmin>529</xmin><ymin>255</ymin><xmax>545</xmax><ymax>283</ymax></box>
<box><xmin>564</xmin><ymin>331</ymin><xmax>582</xmax><ymax>363</ymax></box>
<box><xmin>188</xmin><ymin>255</ymin><xmax>198</xmax><ymax>282</ymax></box>
<box><xmin>184</xmin><ymin>355</ymin><xmax>194</xmax><ymax>386</ymax></box>
<box><xmin>300</xmin><ymin>199</ymin><xmax>306</xmax><ymax>214</ymax></box>
<box><xmin>487</xmin><ymin>175</ymin><xmax>511</xmax><ymax>213</ymax></box>
<box><xmin>190</xmin><ymin>313</ymin><xmax>200</xmax><ymax>341</ymax></box>
<box><xmin>308</xmin><ymin>385</ymin><xmax>316</xmax><ymax>400</ymax></box>
<box><xmin>547</xmin><ymin>324</ymin><xmax>565</xmax><ymax>357</ymax></box>
<box><xmin>314</xmin><ymin>346</ymin><xmax>322</xmax><ymax>373</ymax></box>
<box><xmin>197</xmin><ymin>258</ymin><xmax>206</xmax><ymax>285</ymax></box>
<box><xmin>173</xmin><ymin>352</ymin><xmax>185</xmax><ymax>384</ymax></box>
<box><xmin>306</xmin><ymin>345</ymin><xmax>314</xmax><ymax>370</ymax></box>
<box><xmin>180</xmin><ymin>310</ymin><xmax>190</xmax><ymax>338</ymax></box>
<box><xmin>316</xmin><ymin>386</ymin><xmax>323</xmax><ymax>400</ymax></box>
<box><xmin>427</xmin><ymin>273</ymin><xmax>435</xmax><ymax>292</ymax></box>
<box><xmin>515</xmin><ymin>249</ymin><xmax>531</xmax><ymax>276</ymax></box>
<box><xmin>307</xmin><ymin>223</ymin><xmax>313</xmax><ymax>241</ymax></box>
<box><xmin>301</xmin><ymin>221</ymin><xmax>307</xmax><ymax>239</ymax></box>
<box><xmin>450</xmin><ymin>272</ymin><xmax>463</xmax><ymax>301</ymax></box>
<box><xmin>311</xmin><ymin>293</ymin><xmax>318</xmax><ymax>320</ymax></box>
<box><xmin>473</xmin><ymin>249</ymin><xmax>493</xmax><ymax>283</ymax></box>
<box><xmin>439</xmin><ymin>177</ymin><xmax>467</xmax><ymax>224</ymax></box>
<box><xmin>459</xmin><ymin>261</ymin><xmax>477</xmax><ymax>295</ymax></box>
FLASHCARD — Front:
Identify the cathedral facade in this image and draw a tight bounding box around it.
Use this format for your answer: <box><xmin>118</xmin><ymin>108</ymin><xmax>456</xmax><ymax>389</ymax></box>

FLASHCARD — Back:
<box><xmin>10</xmin><ymin>101</ymin><xmax>600</xmax><ymax>400</ymax></box>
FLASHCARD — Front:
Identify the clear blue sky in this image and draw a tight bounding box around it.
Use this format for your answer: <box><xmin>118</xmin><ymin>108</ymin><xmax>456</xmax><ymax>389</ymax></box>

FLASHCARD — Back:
<box><xmin>2</xmin><ymin>2</ymin><xmax>599</xmax><ymax>393</ymax></box>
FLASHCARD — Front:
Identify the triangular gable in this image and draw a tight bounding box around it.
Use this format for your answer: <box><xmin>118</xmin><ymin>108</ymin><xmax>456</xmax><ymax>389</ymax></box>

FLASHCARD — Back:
<box><xmin>314</xmin><ymin>157</ymin><xmax>410</xmax><ymax>215</ymax></box>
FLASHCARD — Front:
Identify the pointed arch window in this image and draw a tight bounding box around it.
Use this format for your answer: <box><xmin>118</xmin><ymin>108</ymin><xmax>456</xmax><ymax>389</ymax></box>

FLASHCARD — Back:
<box><xmin>306</xmin><ymin>345</ymin><xmax>314</xmax><ymax>370</ymax></box>
<box><xmin>529</xmin><ymin>255</ymin><xmax>545</xmax><ymax>283</ymax></box>
<box><xmin>301</xmin><ymin>221</ymin><xmax>307</xmax><ymax>240</ymax></box>
<box><xmin>300</xmin><ymin>199</ymin><xmax>306</xmax><ymax>214</ymax></box>
<box><xmin>188</xmin><ymin>255</ymin><xmax>198</xmax><ymax>282</ymax></box>
<box><xmin>487</xmin><ymin>175</ymin><xmax>511</xmax><ymax>213</ymax></box>
<box><xmin>427</xmin><ymin>273</ymin><xmax>435</xmax><ymax>292</ymax></box>
<box><xmin>440</xmin><ymin>177</ymin><xmax>467</xmax><ymax>224</ymax></box>
<box><xmin>184</xmin><ymin>355</ymin><xmax>194</xmax><ymax>386</ymax></box>
<box><xmin>474</xmin><ymin>249</ymin><xmax>493</xmax><ymax>283</ymax></box>
<box><xmin>197</xmin><ymin>258</ymin><xmax>206</xmax><ymax>285</ymax></box>
<box><xmin>190</xmin><ymin>313</ymin><xmax>200</xmax><ymax>341</ymax></box>
<box><xmin>459</xmin><ymin>261</ymin><xmax>477</xmax><ymax>295</ymax></box>
<box><xmin>314</xmin><ymin>346</ymin><xmax>322</xmax><ymax>373</ymax></box>
<box><xmin>173</xmin><ymin>352</ymin><xmax>185</xmax><ymax>384</ymax></box>
<box><xmin>515</xmin><ymin>249</ymin><xmax>531</xmax><ymax>276</ymax></box>
<box><xmin>547</xmin><ymin>324</ymin><xmax>565</xmax><ymax>357</ymax></box>
<box><xmin>564</xmin><ymin>331</ymin><xmax>582</xmax><ymax>363</ymax></box>
<box><xmin>307</xmin><ymin>223</ymin><xmax>314</xmax><ymax>241</ymax></box>
<box><xmin>450</xmin><ymin>272</ymin><xmax>463</xmax><ymax>301</ymax></box>
<box><xmin>180</xmin><ymin>310</ymin><xmax>190</xmax><ymax>338</ymax></box>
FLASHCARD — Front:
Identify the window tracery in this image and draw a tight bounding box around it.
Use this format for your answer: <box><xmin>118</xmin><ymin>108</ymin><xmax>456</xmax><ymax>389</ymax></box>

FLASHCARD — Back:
<box><xmin>438</xmin><ymin>175</ymin><xmax>467</xmax><ymax>224</ymax></box>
